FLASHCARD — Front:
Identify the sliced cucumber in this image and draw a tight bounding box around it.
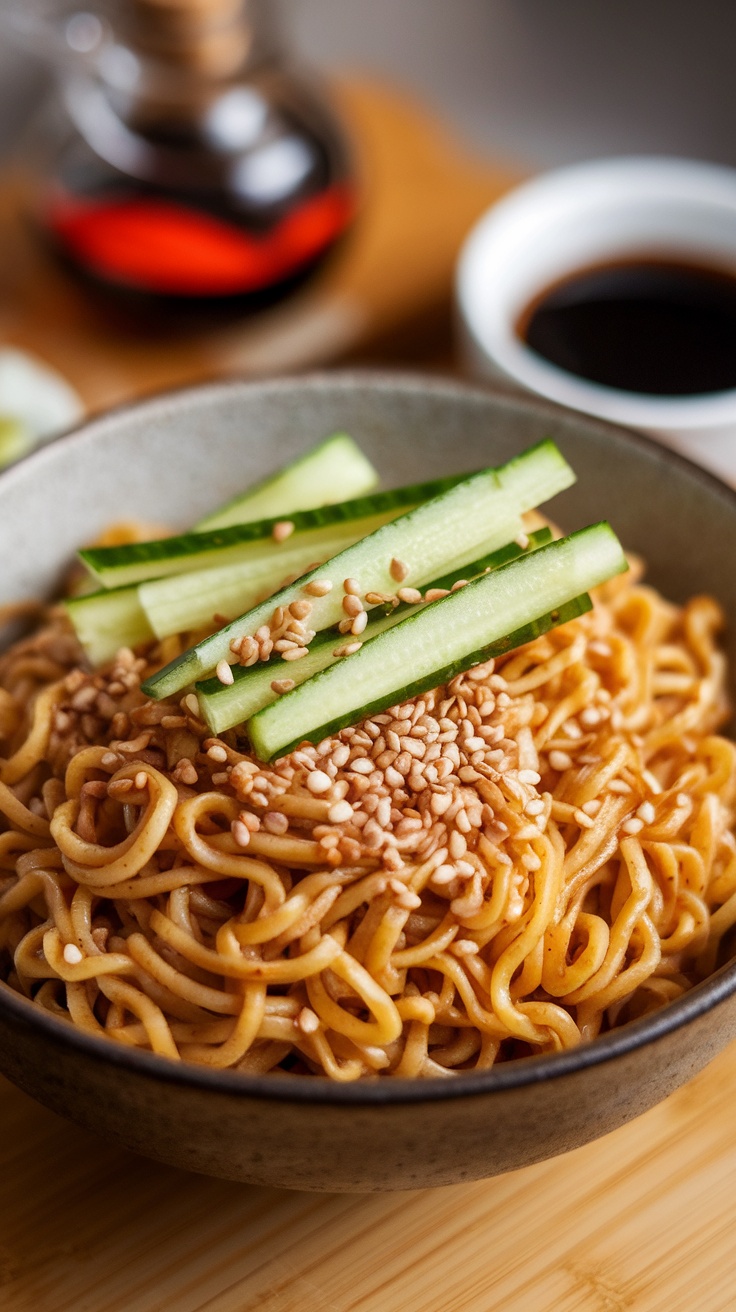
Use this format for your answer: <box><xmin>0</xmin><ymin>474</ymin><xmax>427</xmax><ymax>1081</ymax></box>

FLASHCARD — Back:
<box><xmin>80</xmin><ymin>473</ymin><xmax>467</xmax><ymax>590</ymax></box>
<box><xmin>140</xmin><ymin>527</ymin><xmax>375</xmax><ymax>641</ymax></box>
<box><xmin>194</xmin><ymin>433</ymin><xmax>378</xmax><ymax>532</ymax></box>
<box><xmin>196</xmin><ymin>529</ymin><xmax>553</xmax><ymax>734</ymax></box>
<box><xmin>247</xmin><ymin>523</ymin><xmax>626</xmax><ymax>760</ymax></box>
<box><xmin>65</xmin><ymin>585</ymin><xmax>155</xmax><ymax>665</ymax></box>
<box><xmin>142</xmin><ymin>440</ymin><xmax>573</xmax><ymax>701</ymax></box>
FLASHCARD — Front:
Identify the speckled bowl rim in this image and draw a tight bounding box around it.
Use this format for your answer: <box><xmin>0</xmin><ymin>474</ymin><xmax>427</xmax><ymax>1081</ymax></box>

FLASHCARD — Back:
<box><xmin>2</xmin><ymin>368</ymin><xmax>736</xmax><ymax>1107</ymax></box>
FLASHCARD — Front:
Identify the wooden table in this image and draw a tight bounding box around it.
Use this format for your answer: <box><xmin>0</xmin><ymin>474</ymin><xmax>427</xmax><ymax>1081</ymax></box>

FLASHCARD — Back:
<box><xmin>2</xmin><ymin>77</ymin><xmax>736</xmax><ymax>1312</ymax></box>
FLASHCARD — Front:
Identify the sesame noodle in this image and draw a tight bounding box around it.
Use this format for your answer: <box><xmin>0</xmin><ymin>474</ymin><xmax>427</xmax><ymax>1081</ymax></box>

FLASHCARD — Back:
<box><xmin>1</xmin><ymin>559</ymin><xmax>735</xmax><ymax>1080</ymax></box>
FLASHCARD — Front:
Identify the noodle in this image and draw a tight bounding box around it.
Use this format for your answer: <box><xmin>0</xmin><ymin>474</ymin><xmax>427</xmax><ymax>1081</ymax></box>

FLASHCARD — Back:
<box><xmin>1</xmin><ymin>557</ymin><xmax>735</xmax><ymax>1081</ymax></box>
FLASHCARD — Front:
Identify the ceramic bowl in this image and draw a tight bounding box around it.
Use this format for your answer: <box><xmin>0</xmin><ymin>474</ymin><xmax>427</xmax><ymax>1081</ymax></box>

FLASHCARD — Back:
<box><xmin>2</xmin><ymin>371</ymin><xmax>736</xmax><ymax>1193</ymax></box>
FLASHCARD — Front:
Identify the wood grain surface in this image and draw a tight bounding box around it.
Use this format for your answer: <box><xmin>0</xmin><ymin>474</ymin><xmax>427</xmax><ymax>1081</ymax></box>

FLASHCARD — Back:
<box><xmin>2</xmin><ymin>76</ymin><xmax>736</xmax><ymax>1312</ymax></box>
<box><xmin>2</xmin><ymin>1041</ymin><xmax>736</xmax><ymax>1312</ymax></box>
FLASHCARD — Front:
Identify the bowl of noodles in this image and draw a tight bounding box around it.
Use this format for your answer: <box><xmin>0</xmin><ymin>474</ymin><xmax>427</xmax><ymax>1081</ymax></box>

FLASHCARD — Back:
<box><xmin>2</xmin><ymin>370</ymin><xmax>736</xmax><ymax>1193</ymax></box>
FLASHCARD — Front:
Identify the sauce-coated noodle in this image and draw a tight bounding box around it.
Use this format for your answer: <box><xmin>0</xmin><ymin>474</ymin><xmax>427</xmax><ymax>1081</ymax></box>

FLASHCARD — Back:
<box><xmin>1</xmin><ymin>563</ymin><xmax>735</xmax><ymax>1080</ymax></box>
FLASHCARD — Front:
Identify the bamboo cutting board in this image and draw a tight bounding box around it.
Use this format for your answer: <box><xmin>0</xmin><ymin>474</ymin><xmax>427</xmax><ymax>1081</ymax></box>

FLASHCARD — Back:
<box><xmin>2</xmin><ymin>1042</ymin><xmax>736</xmax><ymax>1312</ymax></box>
<box><xmin>2</xmin><ymin>77</ymin><xmax>736</xmax><ymax>1312</ymax></box>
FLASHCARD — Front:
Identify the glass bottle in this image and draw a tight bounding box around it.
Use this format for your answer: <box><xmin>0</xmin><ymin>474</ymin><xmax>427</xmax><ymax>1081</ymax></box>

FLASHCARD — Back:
<box><xmin>6</xmin><ymin>0</ymin><xmax>356</xmax><ymax>320</ymax></box>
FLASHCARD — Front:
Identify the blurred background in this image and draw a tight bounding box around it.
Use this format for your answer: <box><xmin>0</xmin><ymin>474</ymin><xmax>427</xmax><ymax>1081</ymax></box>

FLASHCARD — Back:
<box><xmin>1</xmin><ymin>0</ymin><xmax>735</xmax><ymax>453</ymax></box>
<box><xmin>2</xmin><ymin>0</ymin><xmax>735</xmax><ymax>169</ymax></box>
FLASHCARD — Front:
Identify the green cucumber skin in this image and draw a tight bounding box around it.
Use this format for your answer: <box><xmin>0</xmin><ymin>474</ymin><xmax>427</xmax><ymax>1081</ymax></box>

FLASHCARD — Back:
<box><xmin>80</xmin><ymin>472</ymin><xmax>467</xmax><ymax>587</ymax></box>
<box><xmin>65</xmin><ymin>586</ymin><xmax>154</xmax><ymax>665</ymax></box>
<box><xmin>195</xmin><ymin>529</ymin><xmax>554</xmax><ymax>733</ymax></box>
<box><xmin>139</xmin><ymin>526</ymin><xmax>371</xmax><ymax>641</ymax></box>
<box><xmin>247</xmin><ymin>522</ymin><xmax>626</xmax><ymax>761</ymax></box>
<box><xmin>194</xmin><ymin>434</ymin><xmax>379</xmax><ymax>532</ymax></box>
<box><xmin>251</xmin><ymin>595</ymin><xmax>593</xmax><ymax>760</ymax></box>
<box><xmin>142</xmin><ymin>441</ymin><xmax>573</xmax><ymax>701</ymax></box>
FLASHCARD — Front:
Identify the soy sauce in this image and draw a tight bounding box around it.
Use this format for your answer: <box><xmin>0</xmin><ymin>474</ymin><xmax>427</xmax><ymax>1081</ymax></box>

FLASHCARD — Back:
<box><xmin>518</xmin><ymin>258</ymin><xmax>736</xmax><ymax>396</ymax></box>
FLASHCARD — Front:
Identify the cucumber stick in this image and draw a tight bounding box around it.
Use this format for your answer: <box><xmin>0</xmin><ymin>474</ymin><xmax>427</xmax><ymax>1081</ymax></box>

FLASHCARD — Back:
<box><xmin>196</xmin><ymin>530</ymin><xmax>553</xmax><ymax>734</ymax></box>
<box><xmin>247</xmin><ymin>523</ymin><xmax>626</xmax><ymax>760</ymax></box>
<box><xmin>142</xmin><ymin>440</ymin><xmax>574</xmax><ymax>701</ymax></box>
<box><xmin>194</xmin><ymin>433</ymin><xmax>378</xmax><ymax>531</ymax></box>
<box><xmin>65</xmin><ymin>586</ymin><xmax>155</xmax><ymax>665</ymax></box>
<box><xmin>80</xmin><ymin>474</ymin><xmax>468</xmax><ymax>589</ymax></box>
<box><xmin>140</xmin><ymin>526</ymin><xmax>379</xmax><ymax>641</ymax></box>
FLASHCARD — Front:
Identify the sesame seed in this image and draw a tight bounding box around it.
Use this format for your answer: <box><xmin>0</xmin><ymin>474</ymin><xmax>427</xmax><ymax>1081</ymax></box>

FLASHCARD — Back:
<box><xmin>305</xmin><ymin>578</ymin><xmax>332</xmax><ymax>596</ymax></box>
<box><xmin>327</xmin><ymin>800</ymin><xmax>353</xmax><ymax>823</ymax></box>
<box><xmin>390</xmin><ymin>558</ymin><xmax>409</xmax><ymax>582</ymax></box>
<box><xmin>216</xmin><ymin>660</ymin><xmax>234</xmax><ymax>686</ymax></box>
<box><xmin>518</xmin><ymin>769</ymin><xmax>541</xmax><ymax>785</ymax></box>
<box><xmin>452</xmin><ymin>938</ymin><xmax>480</xmax><ymax>956</ymax></box>
<box><xmin>608</xmin><ymin>780</ymin><xmax>631</xmax><ymax>795</ymax></box>
<box><xmin>297</xmin><ymin>1007</ymin><xmax>320</xmax><ymax>1034</ymax></box>
<box><xmin>272</xmin><ymin>520</ymin><xmax>295</xmax><ymax>542</ymax></box>
<box><xmin>676</xmin><ymin>793</ymin><xmax>691</xmax><ymax>808</ymax></box>
<box><xmin>63</xmin><ymin>943</ymin><xmax>83</xmax><ymax>965</ymax></box>
<box><xmin>343</xmin><ymin>578</ymin><xmax>361</xmax><ymax>596</ymax></box>
<box><xmin>451</xmin><ymin>579</ymin><xmax>469</xmax><ymax>592</ymax></box>
<box><xmin>270</xmin><ymin>678</ymin><xmax>296</xmax><ymax>695</ymax></box>
<box><xmin>231</xmin><ymin>820</ymin><xmax>251</xmax><ymax>846</ymax></box>
<box><xmin>589</xmin><ymin>640</ymin><xmax>612</xmax><ymax>657</ymax></box>
<box><xmin>582</xmin><ymin>799</ymin><xmax>602</xmax><ymax>816</ymax></box>
<box><xmin>263</xmin><ymin>811</ymin><xmax>289</xmax><ymax>835</ymax></box>
<box><xmin>342</xmin><ymin>594</ymin><xmax>363</xmax><ymax>617</ymax></box>
<box><xmin>133</xmin><ymin>770</ymin><xmax>148</xmax><ymax>790</ymax></box>
<box><xmin>306</xmin><ymin>770</ymin><xmax>332</xmax><ymax>794</ymax></box>
<box><xmin>621</xmin><ymin>817</ymin><xmax>644</xmax><ymax>834</ymax></box>
<box><xmin>548</xmin><ymin>750</ymin><xmax>573</xmax><ymax>772</ymax></box>
<box><xmin>334</xmin><ymin>641</ymin><xmax>362</xmax><ymax>657</ymax></box>
<box><xmin>289</xmin><ymin>599</ymin><xmax>312</xmax><ymax>620</ymax></box>
<box><xmin>637</xmin><ymin>801</ymin><xmax>656</xmax><ymax>824</ymax></box>
<box><xmin>432</xmin><ymin>864</ymin><xmax>456</xmax><ymax>885</ymax></box>
<box><xmin>580</xmin><ymin>707</ymin><xmax>601</xmax><ymax>727</ymax></box>
<box><xmin>351</xmin><ymin>758</ymin><xmax>374</xmax><ymax>775</ymax></box>
<box><xmin>184</xmin><ymin>694</ymin><xmax>201</xmax><ymax>718</ymax></box>
<box><xmin>449</xmin><ymin>831</ymin><xmax>467</xmax><ymax>859</ymax></box>
<box><xmin>514</xmin><ymin>532</ymin><xmax>530</xmax><ymax>550</ymax></box>
<box><xmin>397</xmin><ymin>587</ymin><xmax>422</xmax><ymax>604</ymax></box>
<box><xmin>425</xmin><ymin>588</ymin><xmax>449</xmax><ymax>602</ymax></box>
<box><xmin>281</xmin><ymin>646</ymin><xmax>309</xmax><ymax>661</ymax></box>
<box><xmin>351</xmin><ymin>611</ymin><xmax>368</xmax><ymax>635</ymax></box>
<box><xmin>525</xmin><ymin>798</ymin><xmax>545</xmax><ymax>816</ymax></box>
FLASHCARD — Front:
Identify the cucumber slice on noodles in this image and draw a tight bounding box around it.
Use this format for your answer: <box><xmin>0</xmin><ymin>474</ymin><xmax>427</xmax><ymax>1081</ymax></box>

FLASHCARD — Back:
<box><xmin>142</xmin><ymin>439</ymin><xmax>574</xmax><ymax>701</ymax></box>
<box><xmin>196</xmin><ymin>530</ymin><xmax>553</xmax><ymax>734</ymax></box>
<box><xmin>247</xmin><ymin>522</ymin><xmax>626</xmax><ymax>760</ymax></box>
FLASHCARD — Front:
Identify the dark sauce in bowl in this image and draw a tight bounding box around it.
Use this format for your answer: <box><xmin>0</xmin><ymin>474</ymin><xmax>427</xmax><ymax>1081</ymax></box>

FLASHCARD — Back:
<box><xmin>517</xmin><ymin>259</ymin><xmax>736</xmax><ymax>396</ymax></box>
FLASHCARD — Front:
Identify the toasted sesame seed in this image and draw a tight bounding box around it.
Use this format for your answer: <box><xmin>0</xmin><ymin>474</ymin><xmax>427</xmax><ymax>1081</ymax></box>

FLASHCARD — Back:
<box><xmin>608</xmin><ymin>780</ymin><xmax>631</xmax><ymax>795</ymax></box>
<box><xmin>305</xmin><ymin>578</ymin><xmax>332</xmax><ymax>596</ymax></box>
<box><xmin>351</xmin><ymin>758</ymin><xmax>374</xmax><ymax>775</ymax></box>
<box><xmin>297</xmin><ymin>1007</ymin><xmax>320</xmax><ymax>1034</ymax></box>
<box><xmin>621</xmin><ymin>817</ymin><xmax>644</xmax><ymax>834</ymax></box>
<box><xmin>390</xmin><ymin>558</ymin><xmax>409</xmax><ymax>582</ymax></box>
<box><xmin>342</xmin><ymin>594</ymin><xmax>363</xmax><ymax>618</ymax></box>
<box><xmin>548</xmin><ymin>750</ymin><xmax>573</xmax><ymax>772</ymax></box>
<box><xmin>582</xmin><ymin>799</ymin><xmax>602</xmax><ymax>816</ymax></box>
<box><xmin>343</xmin><ymin>578</ymin><xmax>361</xmax><ymax>596</ymax></box>
<box><xmin>518</xmin><ymin>769</ymin><xmax>541</xmax><ymax>785</ymax></box>
<box><xmin>216</xmin><ymin>660</ymin><xmax>234</xmax><ymax>685</ymax></box>
<box><xmin>263</xmin><ymin>811</ymin><xmax>289</xmax><ymax>835</ymax></box>
<box><xmin>281</xmin><ymin>646</ymin><xmax>309</xmax><ymax>661</ymax></box>
<box><xmin>184</xmin><ymin>694</ymin><xmax>201</xmax><ymax>718</ymax></box>
<box><xmin>327</xmin><ymin>800</ymin><xmax>353</xmax><ymax>823</ymax></box>
<box><xmin>397</xmin><ymin>587</ymin><xmax>422</xmax><ymax>604</ymax></box>
<box><xmin>231</xmin><ymin>820</ymin><xmax>251</xmax><ymax>846</ymax></box>
<box><xmin>637</xmin><ymin>801</ymin><xmax>656</xmax><ymax>824</ymax></box>
<box><xmin>271</xmin><ymin>678</ymin><xmax>296</xmax><ymax>695</ymax></box>
<box><xmin>525</xmin><ymin>798</ymin><xmax>545</xmax><ymax>816</ymax></box>
<box><xmin>452</xmin><ymin>938</ymin><xmax>480</xmax><ymax>956</ymax></box>
<box><xmin>451</xmin><ymin>579</ymin><xmax>469</xmax><ymax>592</ymax></box>
<box><xmin>289</xmin><ymin>599</ymin><xmax>312</xmax><ymax>620</ymax></box>
<box><xmin>306</xmin><ymin>770</ymin><xmax>332</xmax><ymax>794</ymax></box>
<box><xmin>425</xmin><ymin>588</ymin><xmax>450</xmax><ymax>602</ymax></box>
<box><xmin>351</xmin><ymin>611</ymin><xmax>368</xmax><ymax>635</ymax></box>
<box><xmin>272</xmin><ymin>520</ymin><xmax>295</xmax><ymax>542</ymax></box>
<box><xmin>574</xmin><ymin>809</ymin><xmax>595</xmax><ymax>829</ymax></box>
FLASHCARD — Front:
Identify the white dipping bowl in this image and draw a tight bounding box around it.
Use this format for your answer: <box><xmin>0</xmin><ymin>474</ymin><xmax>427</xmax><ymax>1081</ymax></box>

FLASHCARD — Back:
<box><xmin>457</xmin><ymin>157</ymin><xmax>736</xmax><ymax>484</ymax></box>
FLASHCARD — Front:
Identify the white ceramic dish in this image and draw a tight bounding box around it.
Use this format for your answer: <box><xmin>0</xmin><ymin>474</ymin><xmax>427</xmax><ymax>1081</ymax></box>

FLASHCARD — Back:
<box><xmin>456</xmin><ymin>156</ymin><xmax>736</xmax><ymax>484</ymax></box>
